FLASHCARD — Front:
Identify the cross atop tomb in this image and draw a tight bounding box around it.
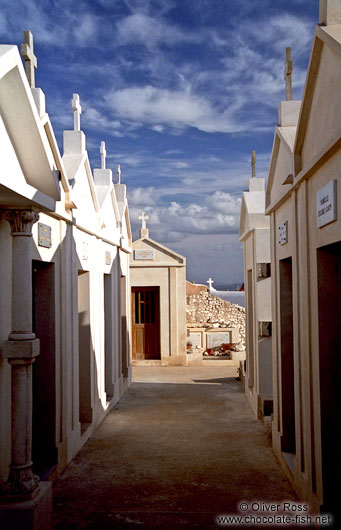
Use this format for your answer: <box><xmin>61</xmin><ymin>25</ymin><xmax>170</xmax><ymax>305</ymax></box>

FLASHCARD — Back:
<box><xmin>139</xmin><ymin>211</ymin><xmax>149</xmax><ymax>230</ymax></box>
<box><xmin>72</xmin><ymin>94</ymin><xmax>82</xmax><ymax>131</ymax></box>
<box><xmin>251</xmin><ymin>150</ymin><xmax>256</xmax><ymax>178</ymax></box>
<box><xmin>207</xmin><ymin>278</ymin><xmax>214</xmax><ymax>290</ymax></box>
<box><xmin>100</xmin><ymin>141</ymin><xmax>106</xmax><ymax>169</ymax></box>
<box><xmin>21</xmin><ymin>30</ymin><xmax>37</xmax><ymax>88</ymax></box>
<box><xmin>116</xmin><ymin>164</ymin><xmax>121</xmax><ymax>184</ymax></box>
<box><xmin>284</xmin><ymin>47</ymin><xmax>293</xmax><ymax>101</ymax></box>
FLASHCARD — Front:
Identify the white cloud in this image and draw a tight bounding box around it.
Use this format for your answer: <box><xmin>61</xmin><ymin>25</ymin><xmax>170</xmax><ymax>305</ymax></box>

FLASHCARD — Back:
<box><xmin>129</xmin><ymin>186</ymin><xmax>160</xmax><ymax>206</ymax></box>
<box><xmin>73</xmin><ymin>14</ymin><xmax>98</xmax><ymax>47</ymax></box>
<box><xmin>116</xmin><ymin>12</ymin><xmax>198</xmax><ymax>49</ymax></box>
<box><xmin>106</xmin><ymin>84</ymin><xmax>248</xmax><ymax>133</ymax></box>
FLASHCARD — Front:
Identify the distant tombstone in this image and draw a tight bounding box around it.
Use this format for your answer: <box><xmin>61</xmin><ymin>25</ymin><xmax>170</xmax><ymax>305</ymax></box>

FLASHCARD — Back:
<box><xmin>189</xmin><ymin>332</ymin><xmax>202</xmax><ymax>349</ymax></box>
<box><xmin>207</xmin><ymin>332</ymin><xmax>231</xmax><ymax>348</ymax></box>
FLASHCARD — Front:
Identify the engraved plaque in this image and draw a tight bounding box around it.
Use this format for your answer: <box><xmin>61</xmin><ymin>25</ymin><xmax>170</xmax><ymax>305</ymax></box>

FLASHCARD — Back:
<box><xmin>206</xmin><ymin>332</ymin><xmax>231</xmax><ymax>348</ymax></box>
<box><xmin>105</xmin><ymin>251</ymin><xmax>111</xmax><ymax>265</ymax></box>
<box><xmin>317</xmin><ymin>180</ymin><xmax>337</xmax><ymax>228</ymax></box>
<box><xmin>278</xmin><ymin>221</ymin><xmax>288</xmax><ymax>245</ymax></box>
<box><xmin>38</xmin><ymin>223</ymin><xmax>52</xmax><ymax>248</ymax></box>
<box><xmin>134</xmin><ymin>249</ymin><xmax>155</xmax><ymax>260</ymax></box>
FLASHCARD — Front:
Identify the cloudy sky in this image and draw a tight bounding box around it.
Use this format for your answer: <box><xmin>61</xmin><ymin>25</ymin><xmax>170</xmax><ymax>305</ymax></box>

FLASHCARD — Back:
<box><xmin>0</xmin><ymin>0</ymin><xmax>317</xmax><ymax>284</ymax></box>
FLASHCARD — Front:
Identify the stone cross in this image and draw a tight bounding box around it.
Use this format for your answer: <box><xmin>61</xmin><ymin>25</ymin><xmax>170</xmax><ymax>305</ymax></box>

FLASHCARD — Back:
<box><xmin>251</xmin><ymin>150</ymin><xmax>256</xmax><ymax>178</ymax></box>
<box><xmin>207</xmin><ymin>278</ymin><xmax>214</xmax><ymax>290</ymax></box>
<box><xmin>284</xmin><ymin>47</ymin><xmax>293</xmax><ymax>101</ymax></box>
<box><xmin>100</xmin><ymin>141</ymin><xmax>106</xmax><ymax>169</ymax></box>
<box><xmin>21</xmin><ymin>30</ymin><xmax>37</xmax><ymax>88</ymax></box>
<box><xmin>72</xmin><ymin>93</ymin><xmax>82</xmax><ymax>131</ymax></box>
<box><xmin>139</xmin><ymin>211</ymin><xmax>149</xmax><ymax>229</ymax></box>
<box><xmin>116</xmin><ymin>164</ymin><xmax>121</xmax><ymax>184</ymax></box>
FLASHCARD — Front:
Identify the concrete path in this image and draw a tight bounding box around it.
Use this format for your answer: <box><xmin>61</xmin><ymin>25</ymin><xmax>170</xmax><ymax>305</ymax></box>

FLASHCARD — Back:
<box><xmin>52</xmin><ymin>367</ymin><xmax>297</xmax><ymax>529</ymax></box>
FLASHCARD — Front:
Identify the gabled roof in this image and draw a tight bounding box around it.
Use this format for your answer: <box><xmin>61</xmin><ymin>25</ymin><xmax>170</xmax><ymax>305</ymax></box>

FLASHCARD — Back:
<box><xmin>239</xmin><ymin>190</ymin><xmax>269</xmax><ymax>241</ymax></box>
<box><xmin>131</xmin><ymin>236</ymin><xmax>186</xmax><ymax>266</ymax></box>
<box><xmin>0</xmin><ymin>45</ymin><xmax>60</xmax><ymax>209</ymax></box>
<box><xmin>266</xmin><ymin>126</ymin><xmax>296</xmax><ymax>211</ymax></box>
<box><xmin>63</xmin><ymin>152</ymin><xmax>99</xmax><ymax>214</ymax></box>
<box><xmin>294</xmin><ymin>23</ymin><xmax>341</xmax><ymax>176</ymax></box>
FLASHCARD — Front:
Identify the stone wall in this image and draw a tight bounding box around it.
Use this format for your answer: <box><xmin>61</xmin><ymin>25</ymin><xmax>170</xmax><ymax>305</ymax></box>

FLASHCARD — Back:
<box><xmin>186</xmin><ymin>289</ymin><xmax>246</xmax><ymax>351</ymax></box>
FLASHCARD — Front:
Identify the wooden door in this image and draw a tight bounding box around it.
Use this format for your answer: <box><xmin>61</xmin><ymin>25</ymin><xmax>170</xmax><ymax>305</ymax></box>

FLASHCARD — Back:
<box><xmin>132</xmin><ymin>287</ymin><xmax>160</xmax><ymax>360</ymax></box>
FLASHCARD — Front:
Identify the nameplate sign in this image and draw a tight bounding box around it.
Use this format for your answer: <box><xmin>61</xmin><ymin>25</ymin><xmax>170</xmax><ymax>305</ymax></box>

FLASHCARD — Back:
<box><xmin>278</xmin><ymin>221</ymin><xmax>288</xmax><ymax>245</ymax></box>
<box><xmin>38</xmin><ymin>223</ymin><xmax>52</xmax><ymax>248</ymax></box>
<box><xmin>105</xmin><ymin>251</ymin><xmax>111</xmax><ymax>265</ymax></box>
<box><xmin>134</xmin><ymin>249</ymin><xmax>155</xmax><ymax>260</ymax></box>
<box><xmin>317</xmin><ymin>180</ymin><xmax>337</xmax><ymax>228</ymax></box>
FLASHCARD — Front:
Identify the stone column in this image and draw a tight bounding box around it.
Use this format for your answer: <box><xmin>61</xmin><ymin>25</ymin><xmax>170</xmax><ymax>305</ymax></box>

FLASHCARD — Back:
<box><xmin>1</xmin><ymin>209</ymin><xmax>40</xmax><ymax>498</ymax></box>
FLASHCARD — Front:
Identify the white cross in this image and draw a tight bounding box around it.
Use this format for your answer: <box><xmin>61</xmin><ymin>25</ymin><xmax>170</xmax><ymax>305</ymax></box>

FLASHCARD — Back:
<box><xmin>251</xmin><ymin>150</ymin><xmax>256</xmax><ymax>178</ymax></box>
<box><xmin>100</xmin><ymin>141</ymin><xmax>106</xmax><ymax>169</ymax></box>
<box><xmin>21</xmin><ymin>30</ymin><xmax>37</xmax><ymax>88</ymax></box>
<box><xmin>207</xmin><ymin>278</ymin><xmax>214</xmax><ymax>290</ymax></box>
<box><xmin>138</xmin><ymin>211</ymin><xmax>149</xmax><ymax>229</ymax></box>
<box><xmin>284</xmin><ymin>47</ymin><xmax>293</xmax><ymax>101</ymax></box>
<box><xmin>116</xmin><ymin>164</ymin><xmax>121</xmax><ymax>184</ymax></box>
<box><xmin>72</xmin><ymin>94</ymin><xmax>82</xmax><ymax>131</ymax></box>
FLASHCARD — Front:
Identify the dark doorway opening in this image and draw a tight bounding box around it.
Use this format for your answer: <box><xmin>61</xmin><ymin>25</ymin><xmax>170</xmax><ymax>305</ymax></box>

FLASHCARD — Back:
<box><xmin>32</xmin><ymin>260</ymin><xmax>57</xmax><ymax>480</ymax></box>
<box><xmin>78</xmin><ymin>270</ymin><xmax>92</xmax><ymax>431</ymax></box>
<box><xmin>279</xmin><ymin>257</ymin><xmax>296</xmax><ymax>459</ymax></box>
<box><xmin>317</xmin><ymin>241</ymin><xmax>340</xmax><ymax>516</ymax></box>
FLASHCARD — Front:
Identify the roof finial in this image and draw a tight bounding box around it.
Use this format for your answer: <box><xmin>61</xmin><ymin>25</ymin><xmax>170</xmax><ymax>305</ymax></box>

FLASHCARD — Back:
<box><xmin>100</xmin><ymin>141</ymin><xmax>106</xmax><ymax>169</ymax></box>
<box><xmin>21</xmin><ymin>30</ymin><xmax>37</xmax><ymax>88</ymax></box>
<box><xmin>251</xmin><ymin>150</ymin><xmax>256</xmax><ymax>178</ymax></box>
<box><xmin>284</xmin><ymin>47</ymin><xmax>293</xmax><ymax>101</ymax></box>
<box><xmin>207</xmin><ymin>278</ymin><xmax>214</xmax><ymax>291</ymax></box>
<box><xmin>116</xmin><ymin>164</ymin><xmax>121</xmax><ymax>184</ymax></box>
<box><xmin>138</xmin><ymin>211</ymin><xmax>149</xmax><ymax>230</ymax></box>
<box><xmin>72</xmin><ymin>94</ymin><xmax>82</xmax><ymax>131</ymax></box>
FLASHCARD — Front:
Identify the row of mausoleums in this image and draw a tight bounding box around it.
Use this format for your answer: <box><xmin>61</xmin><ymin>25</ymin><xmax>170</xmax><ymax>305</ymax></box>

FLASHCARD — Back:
<box><xmin>0</xmin><ymin>31</ymin><xmax>189</xmax><ymax>529</ymax></box>
<box><xmin>0</xmin><ymin>35</ymin><xmax>133</xmax><ymax>528</ymax></box>
<box><xmin>240</xmin><ymin>0</ymin><xmax>340</xmax><ymax>519</ymax></box>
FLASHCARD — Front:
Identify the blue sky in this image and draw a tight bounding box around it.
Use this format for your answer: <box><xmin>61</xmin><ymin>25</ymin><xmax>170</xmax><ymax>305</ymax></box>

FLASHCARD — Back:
<box><xmin>0</xmin><ymin>0</ymin><xmax>317</xmax><ymax>284</ymax></box>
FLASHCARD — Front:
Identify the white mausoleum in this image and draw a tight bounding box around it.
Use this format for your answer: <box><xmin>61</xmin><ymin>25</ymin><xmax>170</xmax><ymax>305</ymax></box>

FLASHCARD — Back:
<box><xmin>130</xmin><ymin>213</ymin><xmax>187</xmax><ymax>365</ymax></box>
<box><xmin>266</xmin><ymin>0</ymin><xmax>340</xmax><ymax>517</ymax></box>
<box><xmin>239</xmin><ymin>151</ymin><xmax>272</xmax><ymax>420</ymax></box>
<box><xmin>0</xmin><ymin>32</ymin><xmax>132</xmax><ymax>529</ymax></box>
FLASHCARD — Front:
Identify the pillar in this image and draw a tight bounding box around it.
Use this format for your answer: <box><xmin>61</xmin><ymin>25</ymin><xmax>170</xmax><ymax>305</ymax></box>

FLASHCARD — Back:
<box><xmin>0</xmin><ymin>209</ymin><xmax>52</xmax><ymax>530</ymax></box>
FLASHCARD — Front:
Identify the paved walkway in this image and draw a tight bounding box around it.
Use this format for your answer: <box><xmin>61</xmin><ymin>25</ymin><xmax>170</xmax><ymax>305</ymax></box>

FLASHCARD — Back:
<box><xmin>52</xmin><ymin>367</ymin><xmax>297</xmax><ymax>529</ymax></box>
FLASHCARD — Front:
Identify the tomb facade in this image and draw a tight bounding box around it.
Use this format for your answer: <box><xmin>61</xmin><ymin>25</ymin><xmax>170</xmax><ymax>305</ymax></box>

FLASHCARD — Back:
<box><xmin>0</xmin><ymin>33</ymin><xmax>132</xmax><ymax>529</ymax></box>
<box><xmin>239</xmin><ymin>151</ymin><xmax>273</xmax><ymax>419</ymax></box>
<box><xmin>266</xmin><ymin>1</ymin><xmax>341</xmax><ymax>516</ymax></box>
<box><xmin>130</xmin><ymin>213</ymin><xmax>187</xmax><ymax>365</ymax></box>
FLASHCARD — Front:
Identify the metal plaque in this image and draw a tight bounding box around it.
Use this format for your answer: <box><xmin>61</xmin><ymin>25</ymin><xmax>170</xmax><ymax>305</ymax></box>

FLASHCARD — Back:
<box><xmin>38</xmin><ymin>223</ymin><xmax>52</xmax><ymax>248</ymax></box>
<box><xmin>278</xmin><ymin>221</ymin><xmax>288</xmax><ymax>245</ymax></box>
<box><xmin>317</xmin><ymin>179</ymin><xmax>337</xmax><ymax>228</ymax></box>
<box><xmin>105</xmin><ymin>251</ymin><xmax>111</xmax><ymax>265</ymax></box>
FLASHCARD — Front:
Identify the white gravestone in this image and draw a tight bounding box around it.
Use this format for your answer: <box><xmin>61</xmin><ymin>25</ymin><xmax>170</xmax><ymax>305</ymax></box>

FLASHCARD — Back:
<box><xmin>316</xmin><ymin>180</ymin><xmax>337</xmax><ymax>228</ymax></box>
<box><xmin>189</xmin><ymin>332</ymin><xmax>202</xmax><ymax>349</ymax></box>
<box><xmin>207</xmin><ymin>332</ymin><xmax>231</xmax><ymax>348</ymax></box>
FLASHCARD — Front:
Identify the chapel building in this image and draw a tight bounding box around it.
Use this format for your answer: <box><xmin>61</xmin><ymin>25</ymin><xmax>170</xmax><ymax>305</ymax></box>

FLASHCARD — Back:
<box><xmin>130</xmin><ymin>213</ymin><xmax>187</xmax><ymax>365</ymax></box>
